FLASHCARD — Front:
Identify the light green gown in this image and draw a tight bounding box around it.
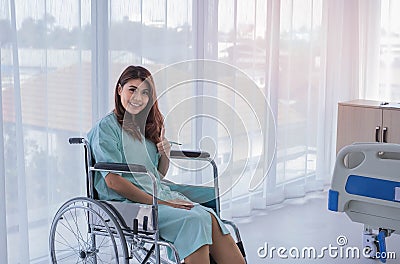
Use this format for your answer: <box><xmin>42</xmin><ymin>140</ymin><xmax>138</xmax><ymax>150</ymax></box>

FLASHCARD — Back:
<box><xmin>87</xmin><ymin>112</ymin><xmax>229</xmax><ymax>260</ymax></box>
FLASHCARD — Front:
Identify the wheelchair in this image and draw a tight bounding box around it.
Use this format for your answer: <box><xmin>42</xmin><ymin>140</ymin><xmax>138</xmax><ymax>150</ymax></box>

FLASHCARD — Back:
<box><xmin>49</xmin><ymin>137</ymin><xmax>247</xmax><ymax>263</ymax></box>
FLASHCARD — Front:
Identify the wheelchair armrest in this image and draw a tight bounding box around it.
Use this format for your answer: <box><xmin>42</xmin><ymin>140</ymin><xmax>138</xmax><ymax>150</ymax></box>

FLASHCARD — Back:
<box><xmin>170</xmin><ymin>150</ymin><xmax>210</xmax><ymax>159</ymax></box>
<box><xmin>94</xmin><ymin>162</ymin><xmax>147</xmax><ymax>173</ymax></box>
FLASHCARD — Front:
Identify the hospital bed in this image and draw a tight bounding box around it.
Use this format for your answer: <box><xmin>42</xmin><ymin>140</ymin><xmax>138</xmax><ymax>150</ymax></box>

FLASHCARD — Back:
<box><xmin>328</xmin><ymin>142</ymin><xmax>400</xmax><ymax>263</ymax></box>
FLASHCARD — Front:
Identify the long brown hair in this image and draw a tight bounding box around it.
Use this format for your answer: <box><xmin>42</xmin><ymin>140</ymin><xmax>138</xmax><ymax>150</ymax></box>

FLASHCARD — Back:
<box><xmin>114</xmin><ymin>65</ymin><xmax>163</xmax><ymax>144</ymax></box>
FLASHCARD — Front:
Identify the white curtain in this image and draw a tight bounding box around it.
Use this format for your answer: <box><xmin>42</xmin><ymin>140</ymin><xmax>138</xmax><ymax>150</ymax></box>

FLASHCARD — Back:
<box><xmin>366</xmin><ymin>0</ymin><xmax>400</xmax><ymax>102</ymax></box>
<box><xmin>315</xmin><ymin>0</ymin><xmax>361</xmax><ymax>191</ymax></box>
<box><xmin>316</xmin><ymin>0</ymin><xmax>381</xmax><ymax>191</ymax></box>
<box><xmin>216</xmin><ymin>0</ymin><xmax>328</xmax><ymax>216</ymax></box>
<box><xmin>0</xmin><ymin>0</ymin><xmax>396</xmax><ymax>262</ymax></box>
<box><xmin>1</xmin><ymin>0</ymin><xmax>90</xmax><ymax>262</ymax></box>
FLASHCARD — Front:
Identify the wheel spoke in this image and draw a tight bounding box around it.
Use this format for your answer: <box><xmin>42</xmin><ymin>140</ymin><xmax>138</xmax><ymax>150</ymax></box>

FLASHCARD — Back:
<box><xmin>71</xmin><ymin>206</ymin><xmax>89</xmax><ymax>248</ymax></box>
<box><xmin>54</xmin><ymin>229</ymin><xmax>80</xmax><ymax>253</ymax></box>
<box><xmin>50</xmin><ymin>199</ymin><xmax>128</xmax><ymax>264</ymax></box>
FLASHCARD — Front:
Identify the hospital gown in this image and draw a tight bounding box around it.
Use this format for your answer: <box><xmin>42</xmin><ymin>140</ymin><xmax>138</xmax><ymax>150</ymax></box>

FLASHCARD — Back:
<box><xmin>87</xmin><ymin>112</ymin><xmax>229</xmax><ymax>260</ymax></box>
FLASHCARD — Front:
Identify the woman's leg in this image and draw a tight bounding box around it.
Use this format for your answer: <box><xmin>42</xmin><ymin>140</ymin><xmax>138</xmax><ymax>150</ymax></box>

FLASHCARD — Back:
<box><xmin>209</xmin><ymin>214</ymin><xmax>246</xmax><ymax>264</ymax></box>
<box><xmin>184</xmin><ymin>245</ymin><xmax>210</xmax><ymax>264</ymax></box>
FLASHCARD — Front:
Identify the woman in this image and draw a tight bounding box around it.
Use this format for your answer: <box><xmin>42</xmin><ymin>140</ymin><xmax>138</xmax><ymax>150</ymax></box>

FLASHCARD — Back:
<box><xmin>88</xmin><ymin>65</ymin><xmax>245</xmax><ymax>264</ymax></box>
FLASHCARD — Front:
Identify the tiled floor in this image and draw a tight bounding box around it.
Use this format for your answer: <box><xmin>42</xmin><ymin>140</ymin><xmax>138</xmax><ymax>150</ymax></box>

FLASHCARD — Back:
<box><xmin>234</xmin><ymin>190</ymin><xmax>400</xmax><ymax>264</ymax></box>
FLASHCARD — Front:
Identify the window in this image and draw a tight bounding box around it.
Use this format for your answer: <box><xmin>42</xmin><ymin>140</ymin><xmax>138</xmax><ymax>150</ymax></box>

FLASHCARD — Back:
<box><xmin>378</xmin><ymin>0</ymin><xmax>400</xmax><ymax>101</ymax></box>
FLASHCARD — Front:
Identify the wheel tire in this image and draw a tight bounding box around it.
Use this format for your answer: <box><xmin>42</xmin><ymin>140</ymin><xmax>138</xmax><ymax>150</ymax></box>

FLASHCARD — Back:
<box><xmin>49</xmin><ymin>197</ymin><xmax>129</xmax><ymax>263</ymax></box>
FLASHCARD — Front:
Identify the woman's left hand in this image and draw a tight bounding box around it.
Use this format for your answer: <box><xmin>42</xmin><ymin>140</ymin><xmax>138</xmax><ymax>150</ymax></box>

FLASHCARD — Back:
<box><xmin>157</xmin><ymin>127</ymin><xmax>171</xmax><ymax>157</ymax></box>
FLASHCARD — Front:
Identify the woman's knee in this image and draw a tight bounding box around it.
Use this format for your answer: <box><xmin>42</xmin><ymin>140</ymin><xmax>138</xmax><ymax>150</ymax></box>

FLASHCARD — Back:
<box><xmin>181</xmin><ymin>209</ymin><xmax>209</xmax><ymax>227</ymax></box>
<box><xmin>210</xmin><ymin>213</ymin><xmax>225</xmax><ymax>236</ymax></box>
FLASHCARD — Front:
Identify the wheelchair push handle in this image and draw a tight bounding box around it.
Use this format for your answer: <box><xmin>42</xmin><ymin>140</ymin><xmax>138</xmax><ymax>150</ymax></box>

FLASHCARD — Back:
<box><xmin>69</xmin><ymin>137</ymin><xmax>85</xmax><ymax>144</ymax></box>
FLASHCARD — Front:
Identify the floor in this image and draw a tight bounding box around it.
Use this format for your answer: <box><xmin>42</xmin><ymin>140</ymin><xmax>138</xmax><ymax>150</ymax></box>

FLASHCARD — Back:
<box><xmin>39</xmin><ymin>189</ymin><xmax>400</xmax><ymax>264</ymax></box>
<box><xmin>233</xmin><ymin>190</ymin><xmax>400</xmax><ymax>264</ymax></box>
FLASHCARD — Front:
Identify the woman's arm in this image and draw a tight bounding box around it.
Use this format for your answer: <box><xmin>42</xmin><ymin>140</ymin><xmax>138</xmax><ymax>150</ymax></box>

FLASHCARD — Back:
<box><xmin>105</xmin><ymin>172</ymin><xmax>155</xmax><ymax>204</ymax></box>
<box><xmin>156</xmin><ymin>127</ymin><xmax>171</xmax><ymax>178</ymax></box>
<box><xmin>157</xmin><ymin>153</ymin><xmax>170</xmax><ymax>178</ymax></box>
<box><xmin>104</xmin><ymin>172</ymin><xmax>193</xmax><ymax>209</ymax></box>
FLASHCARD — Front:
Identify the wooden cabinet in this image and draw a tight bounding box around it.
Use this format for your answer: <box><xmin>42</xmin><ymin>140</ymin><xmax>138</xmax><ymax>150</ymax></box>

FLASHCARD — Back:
<box><xmin>337</xmin><ymin>99</ymin><xmax>400</xmax><ymax>153</ymax></box>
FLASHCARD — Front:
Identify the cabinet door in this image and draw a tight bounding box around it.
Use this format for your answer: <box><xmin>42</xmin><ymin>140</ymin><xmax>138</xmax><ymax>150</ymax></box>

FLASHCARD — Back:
<box><xmin>336</xmin><ymin>104</ymin><xmax>382</xmax><ymax>153</ymax></box>
<box><xmin>383</xmin><ymin>108</ymin><xmax>400</xmax><ymax>143</ymax></box>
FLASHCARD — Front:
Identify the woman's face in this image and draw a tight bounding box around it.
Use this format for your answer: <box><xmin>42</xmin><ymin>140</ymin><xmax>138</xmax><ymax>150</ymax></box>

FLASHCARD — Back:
<box><xmin>118</xmin><ymin>78</ymin><xmax>150</xmax><ymax>116</ymax></box>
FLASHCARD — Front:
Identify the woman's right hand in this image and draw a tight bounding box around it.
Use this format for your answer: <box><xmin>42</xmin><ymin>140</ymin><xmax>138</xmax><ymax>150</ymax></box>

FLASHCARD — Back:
<box><xmin>161</xmin><ymin>199</ymin><xmax>194</xmax><ymax>210</ymax></box>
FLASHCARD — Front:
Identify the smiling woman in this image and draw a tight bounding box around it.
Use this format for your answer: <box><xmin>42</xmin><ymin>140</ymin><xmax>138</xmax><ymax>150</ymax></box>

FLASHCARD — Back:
<box><xmin>87</xmin><ymin>65</ymin><xmax>246</xmax><ymax>263</ymax></box>
<box><xmin>113</xmin><ymin>66</ymin><xmax>164</xmax><ymax>146</ymax></box>
<box><xmin>118</xmin><ymin>79</ymin><xmax>150</xmax><ymax>115</ymax></box>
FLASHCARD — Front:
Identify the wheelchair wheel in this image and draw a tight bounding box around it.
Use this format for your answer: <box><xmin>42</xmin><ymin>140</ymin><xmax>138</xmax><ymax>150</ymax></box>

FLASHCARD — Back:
<box><xmin>49</xmin><ymin>197</ymin><xmax>129</xmax><ymax>263</ymax></box>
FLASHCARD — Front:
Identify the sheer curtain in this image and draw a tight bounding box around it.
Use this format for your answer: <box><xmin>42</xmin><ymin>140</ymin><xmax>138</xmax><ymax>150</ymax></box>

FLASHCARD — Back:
<box><xmin>0</xmin><ymin>0</ymin><xmax>394</xmax><ymax>262</ymax></box>
<box><xmin>215</xmin><ymin>0</ymin><xmax>384</xmax><ymax>217</ymax></box>
<box><xmin>365</xmin><ymin>0</ymin><xmax>400</xmax><ymax>102</ymax></box>
<box><xmin>216</xmin><ymin>0</ymin><xmax>328</xmax><ymax>216</ymax></box>
<box><xmin>1</xmin><ymin>0</ymin><xmax>91</xmax><ymax>262</ymax></box>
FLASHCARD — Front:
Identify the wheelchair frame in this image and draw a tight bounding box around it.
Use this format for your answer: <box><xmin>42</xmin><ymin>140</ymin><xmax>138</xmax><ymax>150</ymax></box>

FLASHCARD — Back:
<box><xmin>49</xmin><ymin>137</ymin><xmax>246</xmax><ymax>263</ymax></box>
